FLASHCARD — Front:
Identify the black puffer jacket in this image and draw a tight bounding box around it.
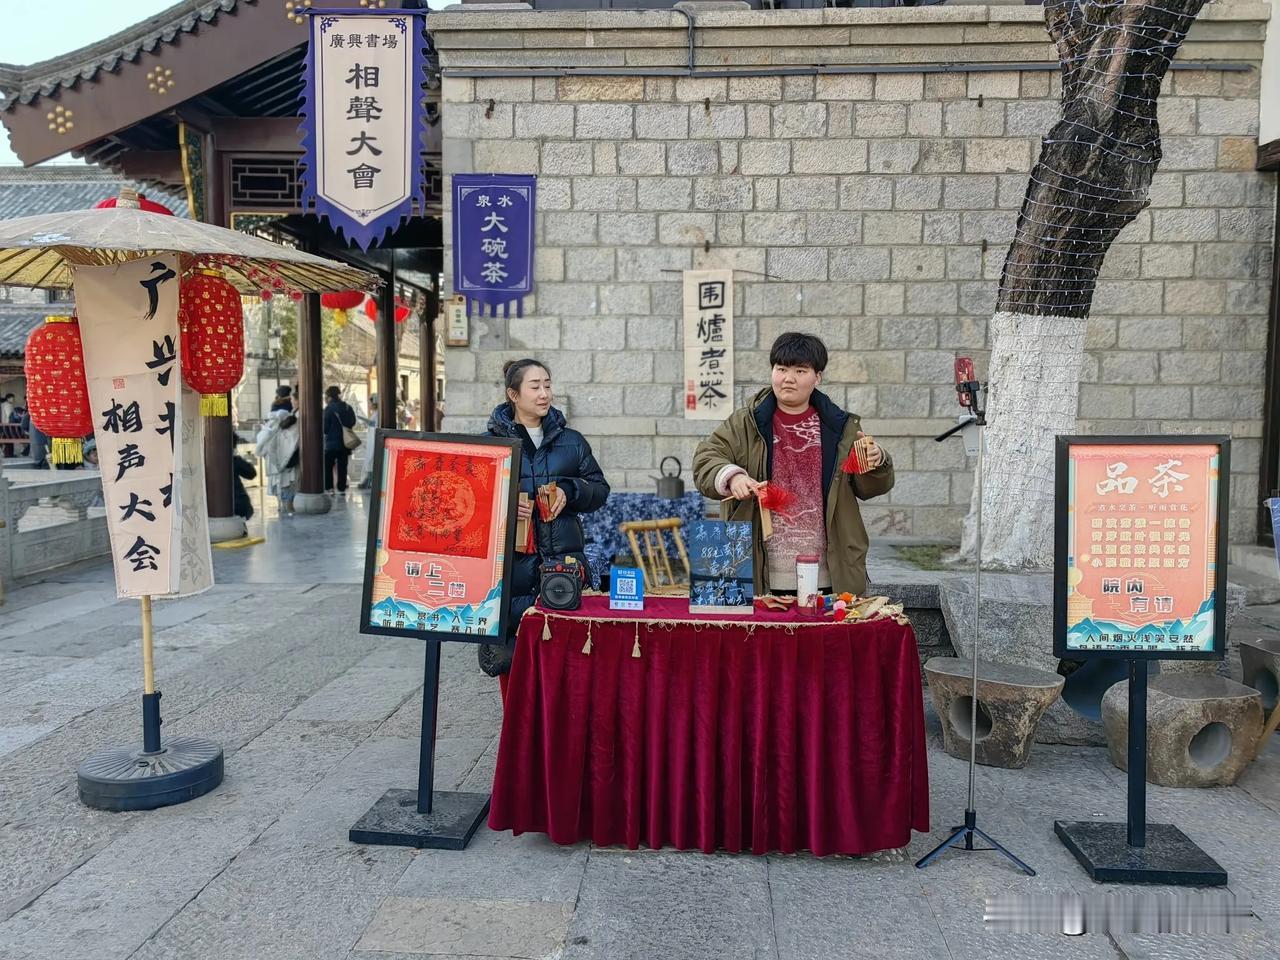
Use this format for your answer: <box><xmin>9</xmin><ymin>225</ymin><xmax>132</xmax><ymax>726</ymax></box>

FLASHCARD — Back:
<box><xmin>480</xmin><ymin>402</ymin><xmax>610</xmax><ymax>674</ymax></box>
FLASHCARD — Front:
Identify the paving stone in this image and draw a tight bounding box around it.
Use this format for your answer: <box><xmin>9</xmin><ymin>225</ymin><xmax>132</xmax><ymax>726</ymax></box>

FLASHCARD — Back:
<box><xmin>357</xmin><ymin>897</ymin><xmax>573</xmax><ymax>958</ymax></box>
<box><xmin>395</xmin><ymin>826</ymin><xmax>586</xmax><ymax>904</ymax></box>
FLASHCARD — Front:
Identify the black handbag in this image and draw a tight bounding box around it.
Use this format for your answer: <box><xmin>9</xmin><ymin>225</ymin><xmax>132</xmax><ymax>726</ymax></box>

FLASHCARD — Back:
<box><xmin>477</xmin><ymin>639</ymin><xmax>514</xmax><ymax>677</ymax></box>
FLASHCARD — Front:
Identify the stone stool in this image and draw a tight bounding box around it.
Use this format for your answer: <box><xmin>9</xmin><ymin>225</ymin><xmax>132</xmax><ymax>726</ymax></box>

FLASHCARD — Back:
<box><xmin>1239</xmin><ymin>637</ymin><xmax>1280</xmax><ymax>756</ymax></box>
<box><xmin>924</xmin><ymin>657</ymin><xmax>1064</xmax><ymax>769</ymax></box>
<box><xmin>1101</xmin><ymin>675</ymin><xmax>1263</xmax><ymax>787</ymax></box>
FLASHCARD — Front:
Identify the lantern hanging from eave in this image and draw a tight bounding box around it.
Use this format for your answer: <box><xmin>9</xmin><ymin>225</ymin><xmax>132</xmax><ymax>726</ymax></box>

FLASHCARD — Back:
<box><xmin>23</xmin><ymin>315</ymin><xmax>94</xmax><ymax>465</ymax></box>
<box><xmin>321</xmin><ymin>290</ymin><xmax>364</xmax><ymax>328</ymax></box>
<box><xmin>394</xmin><ymin>299</ymin><xmax>411</xmax><ymax>324</ymax></box>
<box><xmin>179</xmin><ymin>268</ymin><xmax>245</xmax><ymax>417</ymax></box>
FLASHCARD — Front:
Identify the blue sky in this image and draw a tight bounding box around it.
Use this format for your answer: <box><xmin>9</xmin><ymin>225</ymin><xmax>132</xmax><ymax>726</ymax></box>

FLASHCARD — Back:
<box><xmin>0</xmin><ymin>1</ymin><xmax>451</xmax><ymax>167</ymax></box>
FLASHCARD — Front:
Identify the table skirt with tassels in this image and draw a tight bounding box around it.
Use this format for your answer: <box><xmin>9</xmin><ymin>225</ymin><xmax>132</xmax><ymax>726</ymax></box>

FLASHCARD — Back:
<box><xmin>487</xmin><ymin>596</ymin><xmax>930</xmax><ymax>856</ymax></box>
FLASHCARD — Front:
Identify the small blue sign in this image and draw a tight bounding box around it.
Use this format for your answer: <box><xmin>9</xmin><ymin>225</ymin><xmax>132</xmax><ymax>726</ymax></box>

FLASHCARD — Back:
<box><xmin>610</xmin><ymin>567</ymin><xmax>645</xmax><ymax>611</ymax></box>
<box><xmin>1268</xmin><ymin>498</ymin><xmax>1280</xmax><ymax>578</ymax></box>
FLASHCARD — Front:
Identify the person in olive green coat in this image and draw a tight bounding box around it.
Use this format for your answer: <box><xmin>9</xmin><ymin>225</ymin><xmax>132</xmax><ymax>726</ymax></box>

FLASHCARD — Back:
<box><xmin>692</xmin><ymin>332</ymin><xmax>894</xmax><ymax>598</ymax></box>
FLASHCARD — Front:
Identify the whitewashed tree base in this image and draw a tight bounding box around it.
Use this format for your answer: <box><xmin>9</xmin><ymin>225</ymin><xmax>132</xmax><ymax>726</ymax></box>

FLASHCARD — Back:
<box><xmin>208</xmin><ymin>516</ymin><xmax>248</xmax><ymax>542</ymax></box>
<box><xmin>292</xmin><ymin>493</ymin><xmax>333</xmax><ymax>516</ymax></box>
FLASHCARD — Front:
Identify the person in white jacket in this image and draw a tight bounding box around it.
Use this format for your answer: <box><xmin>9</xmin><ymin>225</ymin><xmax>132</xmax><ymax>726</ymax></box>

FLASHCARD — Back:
<box><xmin>255</xmin><ymin>409</ymin><xmax>300</xmax><ymax>517</ymax></box>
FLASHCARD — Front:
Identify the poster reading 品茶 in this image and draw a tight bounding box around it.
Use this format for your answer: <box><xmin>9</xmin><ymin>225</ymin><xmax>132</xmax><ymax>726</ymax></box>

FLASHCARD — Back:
<box><xmin>360</xmin><ymin>432</ymin><xmax>521</xmax><ymax>643</ymax></box>
<box><xmin>1054</xmin><ymin>436</ymin><xmax>1229</xmax><ymax>661</ymax></box>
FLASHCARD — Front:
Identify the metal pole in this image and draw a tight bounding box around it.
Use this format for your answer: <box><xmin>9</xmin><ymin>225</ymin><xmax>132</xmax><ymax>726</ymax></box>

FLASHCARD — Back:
<box><xmin>141</xmin><ymin>595</ymin><xmax>162</xmax><ymax>753</ymax></box>
<box><xmin>417</xmin><ymin>640</ymin><xmax>442</xmax><ymax>815</ymax></box>
<box><xmin>967</xmin><ymin>421</ymin><xmax>982</xmax><ymax>817</ymax></box>
<box><xmin>1127</xmin><ymin>659</ymin><xmax>1148</xmax><ymax>847</ymax></box>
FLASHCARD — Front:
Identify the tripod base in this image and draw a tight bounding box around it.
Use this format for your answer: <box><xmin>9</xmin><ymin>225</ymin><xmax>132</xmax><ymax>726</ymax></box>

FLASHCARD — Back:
<box><xmin>350</xmin><ymin>788</ymin><xmax>490</xmax><ymax>850</ymax></box>
<box><xmin>1055</xmin><ymin>820</ymin><xmax>1226</xmax><ymax>886</ymax></box>
<box><xmin>915</xmin><ymin>810</ymin><xmax>1036</xmax><ymax>875</ymax></box>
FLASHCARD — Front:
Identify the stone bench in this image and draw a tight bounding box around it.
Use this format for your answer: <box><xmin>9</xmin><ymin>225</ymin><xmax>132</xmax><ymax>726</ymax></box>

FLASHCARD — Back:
<box><xmin>1239</xmin><ymin>637</ymin><xmax>1280</xmax><ymax>756</ymax></box>
<box><xmin>1102</xmin><ymin>675</ymin><xmax>1264</xmax><ymax>787</ymax></box>
<box><xmin>923</xmin><ymin>657</ymin><xmax>1064</xmax><ymax>769</ymax></box>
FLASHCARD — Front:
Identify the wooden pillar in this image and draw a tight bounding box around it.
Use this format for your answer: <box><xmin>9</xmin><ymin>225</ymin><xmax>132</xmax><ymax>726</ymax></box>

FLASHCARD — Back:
<box><xmin>377</xmin><ymin>258</ymin><xmax>398</xmax><ymax>431</ymax></box>
<box><xmin>421</xmin><ymin>280</ymin><xmax>439</xmax><ymax>432</ymax></box>
<box><xmin>204</xmin><ymin>395</ymin><xmax>235</xmax><ymax>522</ymax></box>
<box><xmin>297</xmin><ymin>291</ymin><xmax>326</xmax><ymax>498</ymax></box>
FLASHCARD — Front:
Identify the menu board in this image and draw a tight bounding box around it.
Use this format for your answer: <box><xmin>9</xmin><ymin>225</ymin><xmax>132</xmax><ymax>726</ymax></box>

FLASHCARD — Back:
<box><xmin>1054</xmin><ymin>436</ymin><xmax>1229</xmax><ymax>660</ymax></box>
<box><xmin>689</xmin><ymin>520</ymin><xmax>754</xmax><ymax>614</ymax></box>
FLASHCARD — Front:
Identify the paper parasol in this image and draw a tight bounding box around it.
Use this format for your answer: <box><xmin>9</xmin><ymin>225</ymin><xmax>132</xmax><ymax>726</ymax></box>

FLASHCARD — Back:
<box><xmin>0</xmin><ymin>189</ymin><xmax>375</xmax><ymax>293</ymax></box>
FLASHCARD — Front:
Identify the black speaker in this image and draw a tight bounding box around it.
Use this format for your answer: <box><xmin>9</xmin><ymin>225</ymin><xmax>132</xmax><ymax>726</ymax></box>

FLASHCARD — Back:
<box><xmin>540</xmin><ymin>557</ymin><xmax>583</xmax><ymax>611</ymax></box>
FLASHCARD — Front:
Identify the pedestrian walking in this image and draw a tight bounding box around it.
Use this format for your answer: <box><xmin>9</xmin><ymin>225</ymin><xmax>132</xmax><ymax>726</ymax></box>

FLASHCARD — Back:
<box><xmin>322</xmin><ymin>385</ymin><xmax>357</xmax><ymax>498</ymax></box>
<box><xmin>255</xmin><ymin>409</ymin><xmax>300</xmax><ymax>517</ymax></box>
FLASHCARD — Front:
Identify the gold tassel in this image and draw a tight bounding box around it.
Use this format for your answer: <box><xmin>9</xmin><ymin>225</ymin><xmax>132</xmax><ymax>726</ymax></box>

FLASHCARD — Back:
<box><xmin>581</xmin><ymin>622</ymin><xmax>593</xmax><ymax>655</ymax></box>
<box><xmin>542</xmin><ymin>616</ymin><xmax>552</xmax><ymax>641</ymax></box>
<box><xmin>632</xmin><ymin>623</ymin><xmax>641</xmax><ymax>658</ymax></box>
<box><xmin>50</xmin><ymin>437</ymin><xmax>83</xmax><ymax>466</ymax></box>
<box><xmin>200</xmin><ymin>393</ymin><xmax>229</xmax><ymax>417</ymax></box>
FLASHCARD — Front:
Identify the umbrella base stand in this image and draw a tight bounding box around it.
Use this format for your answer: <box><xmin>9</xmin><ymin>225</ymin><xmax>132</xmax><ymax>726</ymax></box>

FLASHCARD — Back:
<box><xmin>77</xmin><ymin>692</ymin><xmax>224</xmax><ymax>812</ymax></box>
<box><xmin>350</xmin><ymin>789</ymin><xmax>490</xmax><ymax>850</ymax></box>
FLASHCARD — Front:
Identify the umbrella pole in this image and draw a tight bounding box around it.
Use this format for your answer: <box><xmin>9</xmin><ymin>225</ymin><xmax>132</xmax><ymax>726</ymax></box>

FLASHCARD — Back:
<box><xmin>140</xmin><ymin>595</ymin><xmax>162</xmax><ymax>754</ymax></box>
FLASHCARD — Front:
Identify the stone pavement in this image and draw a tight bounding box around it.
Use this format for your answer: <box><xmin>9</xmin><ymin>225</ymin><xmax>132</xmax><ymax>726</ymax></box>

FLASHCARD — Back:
<box><xmin>0</xmin><ymin>494</ymin><xmax>1277</xmax><ymax>960</ymax></box>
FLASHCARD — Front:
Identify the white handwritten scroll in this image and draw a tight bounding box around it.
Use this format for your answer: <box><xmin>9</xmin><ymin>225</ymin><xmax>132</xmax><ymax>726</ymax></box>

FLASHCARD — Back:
<box><xmin>682</xmin><ymin>269</ymin><xmax>734</xmax><ymax>421</ymax></box>
<box><xmin>74</xmin><ymin>255</ymin><xmax>213</xmax><ymax>599</ymax></box>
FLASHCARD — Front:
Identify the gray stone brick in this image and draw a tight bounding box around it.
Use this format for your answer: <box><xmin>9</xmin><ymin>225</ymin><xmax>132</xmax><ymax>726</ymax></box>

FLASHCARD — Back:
<box><xmin>945</xmin><ymin>246</ymin><xmax>981</xmax><ymax>280</ymax></box>
<box><xmin>794</xmin><ymin>139</ymin><xmax>868</xmax><ymax>174</ymax></box>
<box><xmin>894</xmin><ymin>176</ymin><xmax>942</xmax><ymax>209</ymax></box>
<box><xmin>696</xmin><ymin>245</ymin><xmax>766</xmax><ymax>275</ymax></box>
<box><xmin>1085</xmin><ymin>317</ymin><xmax>1118</xmax><ymax>350</ymax></box>
<box><xmin>598</xmin><ymin>212</ymin><xmax>658</xmax><ymax>245</ymax></box>
<box><xmin>651</xmin><ymin>281</ymin><xmax>682</xmax><ymax>316</ymax></box>
<box><xmin>572</xmin><ymin>177</ymin><xmax>637</xmax><ymax>211</ymax></box>
<box><xmin>957</xmin><ymin>280</ymin><xmax>997</xmax><ymax>316</ymax></box>
<box><xmin>694</xmin><ymin>177</ymin><xmax>753</xmax><ymax>211</ymax></box>
<box><xmin>1158</xmin><ymin>96</ymin><xmax>1197</xmax><ymax>135</ymax></box>
<box><xmin>514</xmin><ymin>103</ymin><xmax>575</xmax><ymax>139</ymax></box>
<box><xmin>924</xmin><ymin>72</ymin><xmax>967</xmax><ymax>100</ymax></box>
<box><xmin>544</xmin><ymin>212</ymin><xmax>596</xmax><ymax>245</ymax></box>
<box><xmin>536</xmin><ymin>282</ymin><xmax>598</xmax><ymax>316</ymax></box>
<box><xmin>886</xmin><ymin>470</ymin><xmax>949</xmax><ymax>506</ymax></box>
<box><xmin>536</xmin><ymin>246</ymin><xmax>565</xmax><ymax>282</ymax></box>
<box><xmin>729</xmin><ymin>75</ymin><xmax>783</xmax><ymax>102</ymax></box>
<box><xmin>644</xmin><ymin>77</ymin><xmax>675</xmax><ymax>101</ymax></box>
<box><xmin>827</xmin><ymin>102</ymin><xmax>854</xmax><ymax>138</ymax></box>
<box><xmin>636</xmin><ymin>103</ymin><xmax>690</xmax><ymax>140</ymax></box>
<box><xmin>536</xmin><ymin>176</ymin><xmax>572</xmax><ymax>211</ymax></box>
<box><xmin>960</xmin><ymin>210</ymin><xmax>1016</xmax><ymax>244</ymax></box>
<box><xmin>444</xmin><ymin>347</ymin><xmax>477</xmax><ymax>382</ymax></box>
<box><xmin>1184</xmin><ymin>172</ymin><xmax>1246</xmax><ymax>208</ymax></box>
<box><xmin>805</xmin><ymin>212</ymin><xmax>862</xmax><ymax>245</ymax></box>
<box><xmin>744</xmin><ymin>282</ymin><xmax>804</xmax><ymax>317</ymax></box>
<box><xmin>783</xmin><ymin>75</ymin><xmax>815</xmax><ymax>101</ymax></box>
<box><xmin>800</xmin><ymin>284</ymin><xmax>865</xmax><ymax>319</ymax></box>
<box><xmin>923</xmin><ymin>211</ymin><xmax>962</xmax><ymax>244</ymax></box>
<box><xmin>905</xmin><ymin>282</ymin><xmax>958</xmax><ymax>315</ymax></box>
<box><xmin>878</xmin><ymin>384</ymin><xmax>933</xmax><ymax>418</ymax></box>
<box><xmin>566</xmin><ymin>247</ymin><xmax>616</xmax><ymax>282</ymax></box>
<box><xmin>1219</xmin><ymin>207</ymin><xmax>1271</xmax><ymax>243</ymax></box>
<box><xmin>968</xmin><ymin>71</ymin><xmax>1020</xmax><ymax>100</ymax></box>
<box><xmin>773</xmin><ymin>103</ymin><xmax>827</xmax><ymax>139</ymax></box>
<box><xmin>475</xmin><ymin>77</ymin><xmax>533</xmax><ymax>102</ymax></box>
<box><xmin>617</xmin><ymin>246</ymin><xmax>692</xmax><ymax>281</ymax></box>
<box><xmin>879</xmin><ymin>316</ymin><xmax>937</xmax><ymax>348</ymax></box>
<box><xmin>473</xmin><ymin>138</ymin><xmax>537</xmax><ymax>174</ymax></box>
<box><xmin>1118</xmin><ymin>317</ymin><xmax>1182</xmax><ymax>349</ymax></box>
<box><xmin>1091</xmin><ymin>280</ymin><xmax>1163</xmax><ymax>315</ymax></box>
<box><xmin>1197</xmin><ymin>98</ymin><xmax>1259</xmax><ymax>136</ymax></box>
<box><xmin>839</xmin><ymin>175</ymin><xmax>893</xmax><ymax>210</ymax></box>
<box><xmin>598</xmin><ymin>283</ymin><xmax>651</xmax><ymax>315</ymax></box>
<box><xmin>676</xmin><ymin>76</ymin><xmax>727</xmax><ymax>103</ymax></box>
<box><xmin>919</xmin><ymin>138</ymin><xmax>965</xmax><ymax>173</ymax></box>
<box><xmin>939</xmin><ymin>316</ymin><xmax>988</xmax><ymax>349</ymax></box>
<box><xmin>864</xmin><ymin>282</ymin><xmax>906</xmax><ymax>315</ymax></box>
<box><xmin>1147</xmin><ymin>172</ymin><xmax>1184</xmax><ymax>207</ymax></box>
<box><xmin>906</xmin><ymin>349</ymin><xmax>955</xmax><ymax>383</ymax></box>
<box><xmin>767</xmin><ymin>247</ymin><xmax>827</xmax><ymax>282</ymax></box>
<box><xmin>891</xmin><ymin>247</ymin><xmax>945</xmax><ymax>280</ymax></box>
<box><xmin>1099</xmin><ymin>352</ymin><xmax>1159</xmax><ymax>384</ymax></box>
<box><xmin>943</xmin><ymin>175</ymin><xmax>998</xmax><ymax>210</ymax></box>
<box><xmin>717</xmin><ymin>212</ymin><xmax>744</xmax><ymax>245</ymax></box>
<box><xmin>779</xmin><ymin>176</ymin><xmax>838</xmax><ymax>211</ymax></box>
<box><xmin>637</xmin><ymin>177</ymin><xmax>693</xmax><ymax>211</ymax></box>
<box><xmin>964</xmin><ymin>139</ymin><xmax>1032</xmax><ymax>173</ymax></box>
<box><xmin>624</xmin><ymin>384</ymin><xmax>676</xmax><ymax>416</ymax></box>
<box><xmin>595</xmin><ymin>142</ymin><xmax>618</xmax><ymax>176</ymax></box>
<box><xmin>541</xmin><ymin>142</ymin><xmax>593</xmax><ymax>176</ymax></box>
<box><xmin>533</xmin><ymin>76</ymin><xmax>557</xmax><ymax>101</ymax></box>
<box><xmin>745</xmin><ymin>212</ymin><xmax>806</xmax><ymax>246</ymax></box>
<box><xmin>601</xmin><ymin>435</ymin><xmax>656</xmax><ymax>468</ymax></box>
<box><xmin>746</xmin><ymin>103</ymin><xmax>772</xmax><ymax>138</ymax></box>
<box><xmin>1160</xmin><ymin>137</ymin><xmax>1218</xmax><ymax>171</ymax></box>
<box><xmin>666</xmin><ymin>140</ymin><xmax>719</xmax><ymax>176</ymax></box>
<box><xmin>1140</xmin><ymin>245</ymin><xmax>1195</xmax><ymax>279</ymax></box>
<box><xmin>442</xmin><ymin>102</ymin><xmax>513</xmax><ymax>140</ymax></box>
<box><xmin>594</xmin><ymin>350</ymin><xmax>656</xmax><ymax>385</ymax></box>
<box><xmin>944</xmin><ymin>101</ymin><xmax>1005</xmax><ymax>137</ymax></box>
<box><xmin>1099</xmin><ymin>243</ymin><xmax>1141</xmax><ymax>278</ymax></box>
<box><xmin>1079</xmin><ymin>385</ymin><xmax>1135</xmax><ymax>419</ymax></box>
<box><xmin>875</xmin><ymin>73</ymin><xmax>924</xmax><ymax>101</ymax></box>
<box><xmin>1193</xmin><ymin>385</ymin><xmax>1264</xmax><ymax>419</ymax></box>
<box><xmin>908</xmin><ymin>102</ymin><xmax>943</xmax><ymax>137</ymax></box>
<box><xmin>1165</xmin><ymin>279</ymin><xmax>1227</xmax><ymax>314</ymax></box>
<box><xmin>658</xmin><ymin>212</ymin><xmax>716</xmax><ymax>246</ymax></box>
<box><xmin>854</xmin><ymin>103</ymin><xmax>907</xmax><ymax>137</ymax></box>
<box><xmin>815</xmin><ymin>74</ymin><xmax>873</xmax><ymax>101</ymax></box>
<box><xmin>618</xmin><ymin>142</ymin><xmax>666</xmax><ymax>176</ymax></box>
<box><xmin>626</xmin><ymin>316</ymin><xmax>679</xmax><ymax>350</ymax></box>
<box><xmin>1221</xmin><ymin>350</ymin><xmax>1266</xmax><ymax>384</ymax></box>
<box><xmin>1005</xmin><ymin>101</ymin><xmax>1058</xmax><ymax>136</ymax></box>
<box><xmin>864</xmin><ymin>212</ymin><xmax>922</xmax><ymax>244</ymax></box>
<box><xmin>860</xmin><ymin>349</ymin><xmax>906</xmax><ymax>382</ymax></box>
<box><xmin>869</xmin><ymin>140</ymin><xmax>921</xmax><ymax>174</ymax></box>
<box><xmin>561</xmin><ymin>318</ymin><xmax>624</xmax><ymax>349</ymax></box>
<box><xmin>739</xmin><ymin>141</ymin><xmax>791</xmax><ymax>176</ymax></box>
<box><xmin>575</xmin><ymin>104</ymin><xmax>634</xmax><ymax>140</ymax></box>
<box><xmin>754</xmin><ymin>177</ymin><xmax>780</xmax><ymax>210</ymax></box>
<box><xmin>830</xmin><ymin>246</ymin><xmax>891</xmax><ymax>282</ymax></box>
<box><xmin>1227</xmin><ymin>278</ymin><xmax>1269</xmax><ymax>314</ymax></box>
<box><xmin>690</xmin><ymin>105</ymin><xmax>747</xmax><ymax>140</ymax></box>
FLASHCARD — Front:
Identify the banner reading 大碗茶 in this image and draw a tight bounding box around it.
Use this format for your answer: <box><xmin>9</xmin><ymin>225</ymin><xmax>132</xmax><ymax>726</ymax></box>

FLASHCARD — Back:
<box><xmin>74</xmin><ymin>256</ymin><xmax>213</xmax><ymax>600</ymax></box>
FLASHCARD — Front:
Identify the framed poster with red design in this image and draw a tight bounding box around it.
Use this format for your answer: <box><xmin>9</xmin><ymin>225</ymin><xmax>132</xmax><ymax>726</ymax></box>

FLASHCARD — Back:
<box><xmin>1054</xmin><ymin>435</ymin><xmax>1229</xmax><ymax>661</ymax></box>
<box><xmin>360</xmin><ymin>431</ymin><xmax>522</xmax><ymax>643</ymax></box>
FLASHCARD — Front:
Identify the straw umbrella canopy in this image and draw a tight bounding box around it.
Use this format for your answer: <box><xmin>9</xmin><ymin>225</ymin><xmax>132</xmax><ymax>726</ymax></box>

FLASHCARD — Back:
<box><xmin>0</xmin><ymin>189</ymin><xmax>376</xmax><ymax>293</ymax></box>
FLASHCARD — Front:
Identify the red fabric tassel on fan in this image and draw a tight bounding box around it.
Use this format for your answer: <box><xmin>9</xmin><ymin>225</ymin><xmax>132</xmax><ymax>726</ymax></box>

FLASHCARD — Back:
<box><xmin>756</xmin><ymin>482</ymin><xmax>796</xmax><ymax>518</ymax></box>
<box><xmin>841</xmin><ymin>438</ymin><xmax>873</xmax><ymax>475</ymax></box>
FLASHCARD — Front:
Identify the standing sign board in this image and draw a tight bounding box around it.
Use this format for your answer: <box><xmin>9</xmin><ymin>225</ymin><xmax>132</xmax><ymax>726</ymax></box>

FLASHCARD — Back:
<box><xmin>1054</xmin><ymin>436</ymin><xmax>1228</xmax><ymax>661</ymax></box>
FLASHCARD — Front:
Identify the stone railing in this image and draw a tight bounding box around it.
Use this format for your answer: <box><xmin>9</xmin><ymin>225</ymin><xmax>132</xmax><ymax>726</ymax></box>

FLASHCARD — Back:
<box><xmin>0</xmin><ymin>469</ymin><xmax>110</xmax><ymax>584</ymax></box>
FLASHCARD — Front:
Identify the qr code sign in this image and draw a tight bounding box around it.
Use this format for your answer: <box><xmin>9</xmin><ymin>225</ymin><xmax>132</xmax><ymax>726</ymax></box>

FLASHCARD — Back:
<box><xmin>617</xmin><ymin>578</ymin><xmax>637</xmax><ymax>597</ymax></box>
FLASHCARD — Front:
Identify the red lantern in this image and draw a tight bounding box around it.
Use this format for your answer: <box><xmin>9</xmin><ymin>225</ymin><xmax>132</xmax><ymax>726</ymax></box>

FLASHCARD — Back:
<box><xmin>179</xmin><ymin>269</ymin><xmax>245</xmax><ymax>417</ymax></box>
<box><xmin>23</xmin><ymin>315</ymin><xmax>93</xmax><ymax>465</ymax></box>
<box><xmin>395</xmin><ymin>301</ymin><xmax>411</xmax><ymax>324</ymax></box>
<box><xmin>94</xmin><ymin>195</ymin><xmax>175</xmax><ymax>216</ymax></box>
<box><xmin>364</xmin><ymin>297</ymin><xmax>378</xmax><ymax>321</ymax></box>
<box><xmin>321</xmin><ymin>290</ymin><xmax>365</xmax><ymax>328</ymax></box>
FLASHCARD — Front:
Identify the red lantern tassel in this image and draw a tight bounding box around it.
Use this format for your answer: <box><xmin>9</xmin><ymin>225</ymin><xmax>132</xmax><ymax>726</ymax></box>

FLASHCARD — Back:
<box><xmin>200</xmin><ymin>393</ymin><xmax>229</xmax><ymax>417</ymax></box>
<box><xmin>50</xmin><ymin>437</ymin><xmax>83</xmax><ymax>466</ymax></box>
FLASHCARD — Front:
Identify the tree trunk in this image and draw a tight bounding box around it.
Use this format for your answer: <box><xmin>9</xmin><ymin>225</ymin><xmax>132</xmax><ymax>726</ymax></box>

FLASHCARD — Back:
<box><xmin>961</xmin><ymin>0</ymin><xmax>1207</xmax><ymax>568</ymax></box>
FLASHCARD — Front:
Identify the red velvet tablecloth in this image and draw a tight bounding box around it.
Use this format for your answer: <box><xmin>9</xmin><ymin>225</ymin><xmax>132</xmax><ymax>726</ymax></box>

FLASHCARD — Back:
<box><xmin>488</xmin><ymin>596</ymin><xmax>930</xmax><ymax>856</ymax></box>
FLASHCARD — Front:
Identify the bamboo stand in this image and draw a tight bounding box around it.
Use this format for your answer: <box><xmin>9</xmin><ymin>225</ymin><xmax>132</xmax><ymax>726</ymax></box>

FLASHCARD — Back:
<box><xmin>76</xmin><ymin>595</ymin><xmax>225</xmax><ymax>811</ymax></box>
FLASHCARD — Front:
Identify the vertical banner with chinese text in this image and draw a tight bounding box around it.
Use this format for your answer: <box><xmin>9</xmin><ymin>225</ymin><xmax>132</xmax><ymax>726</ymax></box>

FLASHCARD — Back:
<box><xmin>1055</xmin><ymin>437</ymin><xmax>1228</xmax><ymax>660</ymax></box>
<box><xmin>74</xmin><ymin>256</ymin><xmax>213</xmax><ymax>600</ymax></box>
<box><xmin>451</xmin><ymin>174</ymin><xmax>537</xmax><ymax>318</ymax></box>
<box><xmin>682</xmin><ymin>269</ymin><xmax>734</xmax><ymax>420</ymax></box>
<box><xmin>301</xmin><ymin>11</ymin><xmax>428</xmax><ymax>250</ymax></box>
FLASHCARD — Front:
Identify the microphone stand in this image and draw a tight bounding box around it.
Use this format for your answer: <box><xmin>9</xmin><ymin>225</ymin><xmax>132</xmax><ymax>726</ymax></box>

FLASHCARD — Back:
<box><xmin>915</xmin><ymin>377</ymin><xmax>1035</xmax><ymax>876</ymax></box>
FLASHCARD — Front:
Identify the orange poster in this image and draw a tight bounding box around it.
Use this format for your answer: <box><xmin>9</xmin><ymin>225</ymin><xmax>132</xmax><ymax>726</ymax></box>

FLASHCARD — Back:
<box><xmin>1058</xmin><ymin>439</ymin><xmax>1226</xmax><ymax>658</ymax></box>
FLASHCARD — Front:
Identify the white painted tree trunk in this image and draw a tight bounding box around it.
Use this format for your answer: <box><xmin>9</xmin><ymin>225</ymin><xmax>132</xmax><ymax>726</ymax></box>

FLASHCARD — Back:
<box><xmin>957</xmin><ymin>312</ymin><xmax>1087</xmax><ymax>569</ymax></box>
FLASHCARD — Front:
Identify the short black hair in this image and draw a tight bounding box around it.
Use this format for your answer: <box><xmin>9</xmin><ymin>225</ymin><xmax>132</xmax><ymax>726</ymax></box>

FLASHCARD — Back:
<box><xmin>769</xmin><ymin>332</ymin><xmax>827</xmax><ymax>374</ymax></box>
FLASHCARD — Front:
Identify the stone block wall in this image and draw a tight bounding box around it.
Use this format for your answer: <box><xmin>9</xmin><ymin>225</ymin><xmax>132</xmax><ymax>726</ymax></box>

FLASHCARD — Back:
<box><xmin>433</xmin><ymin>5</ymin><xmax>1275</xmax><ymax>544</ymax></box>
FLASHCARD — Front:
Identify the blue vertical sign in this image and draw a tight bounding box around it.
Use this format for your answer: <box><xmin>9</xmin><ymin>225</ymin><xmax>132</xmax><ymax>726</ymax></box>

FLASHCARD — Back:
<box><xmin>1267</xmin><ymin>498</ymin><xmax>1280</xmax><ymax>577</ymax></box>
<box><xmin>452</xmin><ymin>174</ymin><xmax>537</xmax><ymax>318</ymax></box>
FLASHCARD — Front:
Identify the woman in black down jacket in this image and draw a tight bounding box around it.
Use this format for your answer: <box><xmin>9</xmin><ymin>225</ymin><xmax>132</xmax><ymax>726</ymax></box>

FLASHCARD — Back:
<box><xmin>480</xmin><ymin>358</ymin><xmax>609</xmax><ymax>696</ymax></box>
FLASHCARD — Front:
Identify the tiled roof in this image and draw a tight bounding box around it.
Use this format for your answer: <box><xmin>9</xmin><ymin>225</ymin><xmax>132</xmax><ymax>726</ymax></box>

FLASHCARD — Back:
<box><xmin>0</xmin><ymin>303</ymin><xmax>57</xmax><ymax>359</ymax></box>
<box><xmin>0</xmin><ymin>0</ymin><xmax>244</xmax><ymax>109</ymax></box>
<box><xmin>0</xmin><ymin>165</ymin><xmax>189</xmax><ymax>220</ymax></box>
